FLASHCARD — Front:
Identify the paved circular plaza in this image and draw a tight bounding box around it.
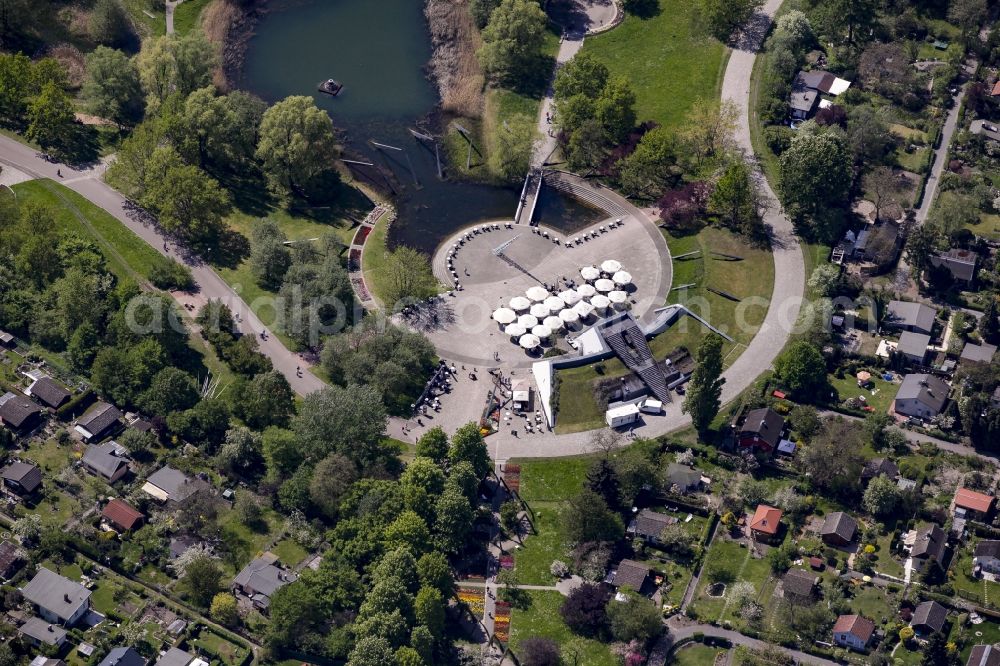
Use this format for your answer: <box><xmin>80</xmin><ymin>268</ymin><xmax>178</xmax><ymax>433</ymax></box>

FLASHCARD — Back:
<box><xmin>408</xmin><ymin>211</ymin><xmax>671</xmax><ymax>368</ymax></box>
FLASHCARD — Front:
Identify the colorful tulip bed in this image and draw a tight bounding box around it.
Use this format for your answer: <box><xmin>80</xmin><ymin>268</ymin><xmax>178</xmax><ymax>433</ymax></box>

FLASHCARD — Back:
<box><xmin>457</xmin><ymin>586</ymin><xmax>485</xmax><ymax>618</ymax></box>
<box><xmin>503</xmin><ymin>464</ymin><xmax>521</xmax><ymax>493</ymax></box>
<box><xmin>493</xmin><ymin>601</ymin><xmax>511</xmax><ymax>642</ymax></box>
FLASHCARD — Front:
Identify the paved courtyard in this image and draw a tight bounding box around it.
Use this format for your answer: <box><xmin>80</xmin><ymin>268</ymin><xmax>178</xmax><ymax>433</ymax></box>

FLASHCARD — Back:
<box><xmin>414</xmin><ymin>214</ymin><xmax>671</xmax><ymax>368</ymax></box>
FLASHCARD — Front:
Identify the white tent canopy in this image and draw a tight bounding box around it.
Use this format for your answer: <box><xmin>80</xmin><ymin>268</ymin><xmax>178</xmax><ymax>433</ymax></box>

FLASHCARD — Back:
<box><xmin>612</xmin><ymin>271</ymin><xmax>632</xmax><ymax>286</ymax></box>
<box><xmin>601</xmin><ymin>259</ymin><xmax>622</xmax><ymax>273</ymax></box>
<box><xmin>519</xmin><ymin>334</ymin><xmax>541</xmax><ymax>349</ymax></box>
<box><xmin>574</xmin><ymin>301</ymin><xmax>595</xmax><ymax>317</ymax></box>
<box><xmin>526</xmin><ymin>286</ymin><xmax>549</xmax><ymax>302</ymax></box>
<box><xmin>559</xmin><ymin>308</ymin><xmax>580</xmax><ymax>323</ymax></box>
<box><xmin>529</xmin><ymin>303</ymin><xmax>549</xmax><ymax>318</ymax></box>
<box><xmin>577</xmin><ymin>284</ymin><xmax>596</xmax><ymax>298</ymax></box>
<box><xmin>492</xmin><ymin>308</ymin><xmax>516</xmax><ymax>324</ymax></box>
<box><xmin>504</xmin><ymin>323</ymin><xmax>527</xmax><ymax>337</ymax></box>
<box><xmin>531</xmin><ymin>324</ymin><xmax>552</xmax><ymax>339</ymax></box>
<box><xmin>608</xmin><ymin>290</ymin><xmax>628</xmax><ymax>304</ymax></box>
<box><xmin>595</xmin><ymin>278</ymin><xmax>615</xmax><ymax>292</ymax></box>
<box><xmin>580</xmin><ymin>266</ymin><xmax>600</xmax><ymax>281</ymax></box>
<box><xmin>509</xmin><ymin>296</ymin><xmax>531</xmax><ymax>311</ymax></box>
<box><xmin>590</xmin><ymin>294</ymin><xmax>611</xmax><ymax>310</ymax></box>
<box><xmin>518</xmin><ymin>313</ymin><xmax>538</xmax><ymax>328</ymax></box>
<box><xmin>559</xmin><ymin>289</ymin><xmax>582</xmax><ymax>305</ymax></box>
<box><xmin>544</xmin><ymin>295</ymin><xmax>565</xmax><ymax>313</ymax></box>
<box><xmin>543</xmin><ymin>315</ymin><xmax>564</xmax><ymax>330</ymax></box>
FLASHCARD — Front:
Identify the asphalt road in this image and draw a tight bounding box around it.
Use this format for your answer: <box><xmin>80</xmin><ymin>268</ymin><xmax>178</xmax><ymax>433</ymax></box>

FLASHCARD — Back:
<box><xmin>0</xmin><ymin>135</ymin><xmax>326</xmax><ymax>396</ymax></box>
<box><xmin>666</xmin><ymin>616</ymin><xmax>841</xmax><ymax>666</ymax></box>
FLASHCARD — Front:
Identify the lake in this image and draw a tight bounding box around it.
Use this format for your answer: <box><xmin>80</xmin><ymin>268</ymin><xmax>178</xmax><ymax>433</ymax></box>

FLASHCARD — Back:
<box><xmin>240</xmin><ymin>0</ymin><xmax>599</xmax><ymax>254</ymax></box>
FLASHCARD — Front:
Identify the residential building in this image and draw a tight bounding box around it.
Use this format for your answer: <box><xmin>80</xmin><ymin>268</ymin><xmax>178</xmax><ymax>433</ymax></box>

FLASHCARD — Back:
<box><xmin>664</xmin><ymin>463</ymin><xmax>703</xmax><ymax>494</ymax></box>
<box><xmin>154</xmin><ymin>648</ymin><xmax>196</xmax><ymax>666</ymax></box>
<box><xmin>749</xmin><ymin>504</ymin><xmax>783</xmax><ymax>543</ymax></box>
<box><xmin>821</xmin><ymin>512</ymin><xmax>858</xmax><ymax>547</ymax></box>
<box><xmin>885</xmin><ymin>301</ymin><xmax>936</xmax><ymax>335</ymax></box>
<box><xmin>832</xmin><ymin>614</ymin><xmax>875</xmax><ymax>651</ymax></box>
<box><xmin>19</xmin><ymin>616</ymin><xmax>67</xmax><ymax>649</ymax></box>
<box><xmin>142</xmin><ymin>466</ymin><xmax>206</xmax><ymax>504</ymax></box>
<box><xmin>98</xmin><ymin>647</ymin><xmax>146</xmax><ymax>666</ymax></box>
<box><xmin>1</xmin><ymin>462</ymin><xmax>42</xmax><ymax>496</ymax></box>
<box><xmin>974</xmin><ymin>540</ymin><xmax>1000</xmax><ymax>575</ymax></box>
<box><xmin>607</xmin><ymin>559</ymin><xmax>650</xmax><ymax>593</ymax></box>
<box><xmin>232</xmin><ymin>553</ymin><xmax>297</xmax><ymax>611</ymax></box>
<box><xmin>101</xmin><ymin>499</ymin><xmax>144</xmax><ymax>532</ymax></box>
<box><xmin>627</xmin><ymin>509</ymin><xmax>678</xmax><ymax>545</ymax></box>
<box><xmin>930</xmin><ymin>248</ymin><xmax>978</xmax><ymax>284</ymax></box>
<box><xmin>961</xmin><ymin>342</ymin><xmax>997</xmax><ymax>366</ymax></box>
<box><xmin>0</xmin><ymin>330</ymin><xmax>14</xmax><ymax>348</ymax></box>
<box><xmin>862</xmin><ymin>458</ymin><xmax>900</xmax><ymax>484</ymax></box>
<box><xmin>893</xmin><ymin>374</ymin><xmax>949</xmax><ymax>420</ymax></box>
<box><xmin>732</xmin><ymin>407</ymin><xmax>784</xmax><ymax>453</ymax></box>
<box><xmin>795</xmin><ymin>70</ymin><xmax>852</xmax><ymax>95</ymax></box>
<box><xmin>968</xmin><ymin>644</ymin><xmax>1000</xmax><ymax>666</ymax></box>
<box><xmin>954</xmin><ymin>487</ymin><xmax>995</xmax><ymax>522</ymax></box>
<box><xmin>789</xmin><ymin>89</ymin><xmax>819</xmax><ymax>119</ymax></box>
<box><xmin>21</xmin><ymin>568</ymin><xmax>91</xmax><ymax>626</ymax></box>
<box><xmin>896</xmin><ymin>331</ymin><xmax>931</xmax><ymax>365</ymax></box>
<box><xmin>168</xmin><ymin>535</ymin><xmax>201</xmax><ymax>560</ymax></box>
<box><xmin>781</xmin><ymin>569</ymin><xmax>819</xmax><ymax>605</ymax></box>
<box><xmin>81</xmin><ymin>443</ymin><xmax>130</xmax><ymax>483</ymax></box>
<box><xmin>911</xmin><ymin>600</ymin><xmax>947</xmax><ymax>635</ymax></box>
<box><xmin>75</xmin><ymin>402</ymin><xmax>123</xmax><ymax>442</ymax></box>
<box><xmin>25</xmin><ymin>377</ymin><xmax>71</xmax><ymax>410</ymax></box>
<box><xmin>30</xmin><ymin>657</ymin><xmax>67</xmax><ymax>666</ymax></box>
<box><xmin>0</xmin><ymin>540</ymin><xmax>24</xmax><ymax>580</ymax></box>
<box><xmin>909</xmin><ymin>524</ymin><xmax>947</xmax><ymax>572</ymax></box>
<box><xmin>0</xmin><ymin>392</ymin><xmax>42</xmax><ymax>433</ymax></box>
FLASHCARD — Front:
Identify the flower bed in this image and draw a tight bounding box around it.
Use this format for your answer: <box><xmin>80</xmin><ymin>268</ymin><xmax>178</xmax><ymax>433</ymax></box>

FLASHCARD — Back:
<box><xmin>348</xmin><ymin>248</ymin><xmax>362</xmax><ymax>271</ymax></box>
<box><xmin>352</xmin><ymin>225</ymin><xmax>372</xmax><ymax>246</ymax></box>
<box><xmin>457</xmin><ymin>587</ymin><xmax>485</xmax><ymax>618</ymax></box>
<box><xmin>494</xmin><ymin>601</ymin><xmax>511</xmax><ymax>642</ymax></box>
<box><xmin>503</xmin><ymin>464</ymin><xmax>521</xmax><ymax>493</ymax></box>
<box><xmin>500</xmin><ymin>555</ymin><xmax>514</xmax><ymax>570</ymax></box>
<box><xmin>350</xmin><ymin>275</ymin><xmax>371</xmax><ymax>301</ymax></box>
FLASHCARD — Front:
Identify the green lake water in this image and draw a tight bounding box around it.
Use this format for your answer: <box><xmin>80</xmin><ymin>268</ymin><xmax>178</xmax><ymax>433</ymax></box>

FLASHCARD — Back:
<box><xmin>241</xmin><ymin>0</ymin><xmax>599</xmax><ymax>254</ymax></box>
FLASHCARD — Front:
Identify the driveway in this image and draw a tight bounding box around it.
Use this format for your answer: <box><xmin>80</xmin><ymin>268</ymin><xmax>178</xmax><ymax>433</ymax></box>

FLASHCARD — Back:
<box><xmin>915</xmin><ymin>87</ymin><xmax>966</xmax><ymax>225</ymax></box>
<box><xmin>666</xmin><ymin>616</ymin><xmax>841</xmax><ymax>666</ymax></box>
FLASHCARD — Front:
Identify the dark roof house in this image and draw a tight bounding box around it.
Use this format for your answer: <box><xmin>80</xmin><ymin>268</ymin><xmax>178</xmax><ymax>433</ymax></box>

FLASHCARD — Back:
<box><xmin>232</xmin><ymin>554</ymin><xmax>297</xmax><ymax>610</ymax></box>
<box><xmin>897</xmin><ymin>332</ymin><xmax>931</xmax><ymax>364</ymax></box>
<box><xmin>19</xmin><ymin>616</ymin><xmax>67</xmax><ymax>647</ymax></box>
<box><xmin>782</xmin><ymin>569</ymin><xmax>819</xmax><ymax>602</ymax></box>
<box><xmin>26</xmin><ymin>377</ymin><xmax>70</xmax><ymax>410</ymax></box>
<box><xmin>0</xmin><ymin>393</ymin><xmax>42</xmax><ymax>432</ymax></box>
<box><xmin>665</xmin><ymin>463</ymin><xmax>702</xmax><ymax>493</ymax></box>
<box><xmin>1</xmin><ymin>462</ymin><xmax>42</xmax><ymax>495</ymax></box>
<box><xmin>886</xmin><ymin>301</ymin><xmax>936</xmax><ymax>334</ymax></box>
<box><xmin>910</xmin><ymin>524</ymin><xmax>947</xmax><ymax>566</ymax></box>
<box><xmin>142</xmin><ymin>466</ymin><xmax>204</xmax><ymax>504</ymax></box>
<box><xmin>734</xmin><ymin>407</ymin><xmax>784</xmax><ymax>452</ymax></box>
<box><xmin>608</xmin><ymin>559</ymin><xmax>650</xmax><ymax>592</ymax></box>
<box><xmin>961</xmin><ymin>342</ymin><xmax>997</xmax><ymax>365</ymax></box>
<box><xmin>98</xmin><ymin>647</ymin><xmax>146</xmax><ymax>666</ymax></box>
<box><xmin>894</xmin><ymin>374</ymin><xmax>949</xmax><ymax>420</ymax></box>
<box><xmin>930</xmin><ymin>248</ymin><xmax>978</xmax><ymax>283</ymax></box>
<box><xmin>75</xmin><ymin>402</ymin><xmax>123</xmax><ymax>441</ymax></box>
<box><xmin>153</xmin><ymin>648</ymin><xmax>194</xmax><ymax>666</ymax></box>
<box><xmin>821</xmin><ymin>512</ymin><xmax>858</xmax><ymax>547</ymax></box>
<box><xmin>21</xmin><ymin>568</ymin><xmax>91</xmax><ymax>626</ymax></box>
<box><xmin>863</xmin><ymin>458</ymin><xmax>899</xmax><ymax>482</ymax></box>
<box><xmin>81</xmin><ymin>443</ymin><xmax>129</xmax><ymax>483</ymax></box>
<box><xmin>911</xmin><ymin>600</ymin><xmax>947</xmax><ymax>635</ymax></box>
<box><xmin>968</xmin><ymin>644</ymin><xmax>1000</xmax><ymax>666</ymax></box>
<box><xmin>628</xmin><ymin>509</ymin><xmax>678</xmax><ymax>541</ymax></box>
<box><xmin>0</xmin><ymin>540</ymin><xmax>24</xmax><ymax>579</ymax></box>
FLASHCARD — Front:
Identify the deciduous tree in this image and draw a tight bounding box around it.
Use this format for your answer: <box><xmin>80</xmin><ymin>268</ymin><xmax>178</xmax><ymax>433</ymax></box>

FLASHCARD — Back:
<box><xmin>256</xmin><ymin>95</ymin><xmax>339</xmax><ymax>197</ymax></box>
<box><xmin>477</xmin><ymin>0</ymin><xmax>547</xmax><ymax>87</ymax></box>
<box><xmin>82</xmin><ymin>47</ymin><xmax>143</xmax><ymax>130</ymax></box>
<box><xmin>683</xmin><ymin>334</ymin><xmax>725</xmax><ymax>434</ymax></box>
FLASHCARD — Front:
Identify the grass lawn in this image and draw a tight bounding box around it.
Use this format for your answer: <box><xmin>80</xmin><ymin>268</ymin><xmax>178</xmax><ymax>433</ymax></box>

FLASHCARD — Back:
<box><xmin>950</xmin><ymin>548</ymin><xmax>1000</xmax><ymax>606</ymax></box>
<box><xmin>121</xmin><ymin>0</ymin><xmax>166</xmax><ymax>35</ymax></box>
<box><xmin>961</xmin><ymin>620</ymin><xmax>1000</xmax><ymax>663</ymax></box>
<box><xmin>13</xmin><ymin>180</ymin><xmax>166</xmax><ymax>284</ymax></box>
<box><xmin>968</xmin><ymin>213</ymin><xmax>1000</xmax><ymax>241</ymax></box>
<box><xmin>871</xmin><ymin>531</ymin><xmax>905</xmax><ymax>579</ymax></box>
<box><xmin>217</xmin><ymin>506</ymin><xmax>286</xmax><ymax>575</ymax></box>
<box><xmin>553</xmin><ymin>226</ymin><xmax>774</xmax><ymax>433</ymax></box>
<box><xmin>581</xmin><ymin>0</ymin><xmax>726</xmax><ymax>130</ymax></box>
<box><xmin>509</xmin><ymin>590</ymin><xmax>617</xmax><ymax>666</ymax></box>
<box><xmin>689</xmin><ymin>538</ymin><xmax>770</xmax><ymax>624</ymax></box>
<box><xmin>515</xmin><ymin>456</ymin><xmax>592</xmax><ymax>501</ymax></box>
<box><xmin>889</xmin><ymin>124</ymin><xmax>929</xmax><ymax>143</ymax></box>
<box><xmin>894</xmin><ymin>145</ymin><xmax>931</xmax><ymax>174</ymax></box>
<box><xmin>849</xmin><ymin>582</ymin><xmax>897</xmax><ymax>627</ymax></box>
<box><xmin>192</xmin><ymin>629</ymin><xmax>250</xmax><ymax>666</ymax></box>
<box><xmin>360</xmin><ymin>210</ymin><xmax>396</xmax><ymax>307</ymax></box>
<box><xmin>271</xmin><ymin>538</ymin><xmax>309</xmax><ymax>568</ymax></box>
<box><xmin>825</xmin><ymin>370</ymin><xmax>896</xmax><ymax>415</ymax></box>
<box><xmin>512</xmin><ymin>501</ymin><xmax>566</xmax><ymax>585</ymax></box>
<box><xmin>673</xmin><ymin>644</ymin><xmax>725</xmax><ymax>665</ymax></box>
<box><xmin>172</xmin><ymin>0</ymin><xmax>213</xmax><ymax>35</ymax></box>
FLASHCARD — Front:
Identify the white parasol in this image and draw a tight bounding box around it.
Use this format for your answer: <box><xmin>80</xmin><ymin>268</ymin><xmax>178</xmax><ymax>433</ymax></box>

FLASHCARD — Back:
<box><xmin>590</xmin><ymin>294</ymin><xmax>611</xmax><ymax>310</ymax></box>
<box><xmin>601</xmin><ymin>259</ymin><xmax>622</xmax><ymax>273</ymax></box>
<box><xmin>577</xmin><ymin>284</ymin><xmax>597</xmax><ymax>298</ymax></box>
<box><xmin>574</xmin><ymin>300</ymin><xmax>595</xmax><ymax>318</ymax></box>
<box><xmin>509</xmin><ymin>296</ymin><xmax>531</xmax><ymax>311</ymax></box>
<box><xmin>594</xmin><ymin>278</ymin><xmax>615</xmax><ymax>293</ymax></box>
<box><xmin>518</xmin><ymin>314</ymin><xmax>539</xmax><ymax>328</ymax></box>
<box><xmin>504</xmin><ymin>323</ymin><xmax>527</xmax><ymax>337</ymax></box>
<box><xmin>544</xmin><ymin>295</ymin><xmax>565</xmax><ymax>313</ymax></box>
<box><xmin>608</xmin><ymin>290</ymin><xmax>628</xmax><ymax>304</ymax></box>
<box><xmin>531</xmin><ymin>324</ymin><xmax>552</xmax><ymax>339</ymax></box>
<box><xmin>559</xmin><ymin>308</ymin><xmax>580</xmax><ymax>324</ymax></box>
<box><xmin>519</xmin><ymin>334</ymin><xmax>541</xmax><ymax>349</ymax></box>
<box><xmin>580</xmin><ymin>265</ymin><xmax>600</xmax><ymax>281</ymax></box>
<box><xmin>492</xmin><ymin>308</ymin><xmax>516</xmax><ymax>324</ymax></box>
<box><xmin>543</xmin><ymin>315</ymin><xmax>565</xmax><ymax>331</ymax></box>
<box><xmin>559</xmin><ymin>289</ymin><xmax>582</xmax><ymax>305</ymax></box>
<box><xmin>525</xmin><ymin>285</ymin><xmax>549</xmax><ymax>302</ymax></box>
<box><xmin>612</xmin><ymin>270</ymin><xmax>632</xmax><ymax>286</ymax></box>
<box><xmin>529</xmin><ymin>303</ymin><xmax>550</xmax><ymax>319</ymax></box>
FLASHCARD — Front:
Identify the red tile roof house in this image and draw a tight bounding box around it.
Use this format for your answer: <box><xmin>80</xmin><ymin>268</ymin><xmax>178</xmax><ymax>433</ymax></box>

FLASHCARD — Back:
<box><xmin>833</xmin><ymin>614</ymin><xmax>876</xmax><ymax>652</ymax></box>
<box><xmin>954</xmin><ymin>488</ymin><xmax>996</xmax><ymax>522</ymax></box>
<box><xmin>101</xmin><ymin>499</ymin><xmax>144</xmax><ymax>532</ymax></box>
<box><xmin>749</xmin><ymin>505</ymin><xmax>783</xmax><ymax>544</ymax></box>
